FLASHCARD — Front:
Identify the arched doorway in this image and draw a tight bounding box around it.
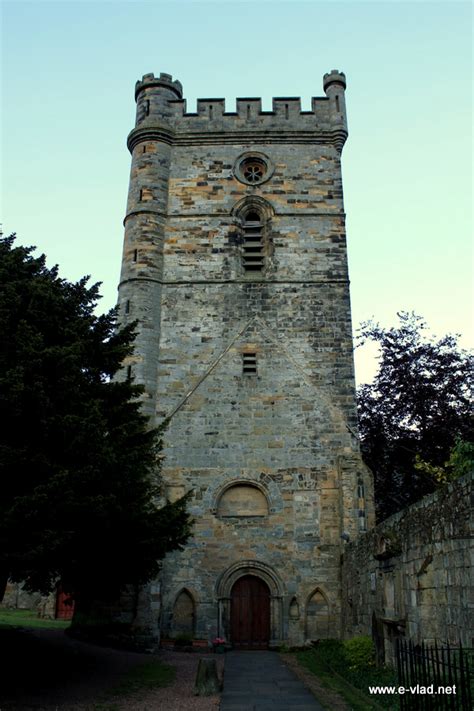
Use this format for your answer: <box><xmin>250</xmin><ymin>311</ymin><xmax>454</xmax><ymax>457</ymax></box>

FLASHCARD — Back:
<box><xmin>230</xmin><ymin>575</ymin><xmax>270</xmax><ymax>649</ymax></box>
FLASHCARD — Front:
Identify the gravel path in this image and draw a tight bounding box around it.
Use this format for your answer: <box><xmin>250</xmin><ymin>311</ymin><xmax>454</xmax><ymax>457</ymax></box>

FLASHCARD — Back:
<box><xmin>100</xmin><ymin>650</ymin><xmax>224</xmax><ymax>711</ymax></box>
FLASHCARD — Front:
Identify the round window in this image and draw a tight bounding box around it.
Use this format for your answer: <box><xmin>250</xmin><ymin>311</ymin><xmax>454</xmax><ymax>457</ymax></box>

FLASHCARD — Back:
<box><xmin>242</xmin><ymin>158</ymin><xmax>266</xmax><ymax>183</ymax></box>
<box><xmin>234</xmin><ymin>152</ymin><xmax>274</xmax><ymax>186</ymax></box>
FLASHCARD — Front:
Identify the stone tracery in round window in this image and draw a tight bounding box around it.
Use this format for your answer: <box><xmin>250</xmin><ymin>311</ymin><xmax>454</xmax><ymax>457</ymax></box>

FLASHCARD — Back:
<box><xmin>234</xmin><ymin>152</ymin><xmax>274</xmax><ymax>186</ymax></box>
<box><xmin>242</xmin><ymin>158</ymin><xmax>266</xmax><ymax>184</ymax></box>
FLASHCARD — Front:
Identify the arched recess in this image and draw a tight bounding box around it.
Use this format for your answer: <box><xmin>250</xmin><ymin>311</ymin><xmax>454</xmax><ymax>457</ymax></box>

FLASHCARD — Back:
<box><xmin>216</xmin><ymin>481</ymin><xmax>269</xmax><ymax>517</ymax></box>
<box><xmin>231</xmin><ymin>196</ymin><xmax>275</xmax><ymax>275</ymax></box>
<box><xmin>231</xmin><ymin>195</ymin><xmax>275</xmax><ymax>221</ymax></box>
<box><xmin>305</xmin><ymin>587</ymin><xmax>330</xmax><ymax>640</ymax></box>
<box><xmin>289</xmin><ymin>596</ymin><xmax>300</xmax><ymax>620</ymax></box>
<box><xmin>171</xmin><ymin>588</ymin><xmax>195</xmax><ymax>636</ymax></box>
<box><xmin>207</xmin><ymin>474</ymin><xmax>281</xmax><ymax>516</ymax></box>
<box><xmin>216</xmin><ymin>560</ymin><xmax>284</xmax><ymax>646</ymax></box>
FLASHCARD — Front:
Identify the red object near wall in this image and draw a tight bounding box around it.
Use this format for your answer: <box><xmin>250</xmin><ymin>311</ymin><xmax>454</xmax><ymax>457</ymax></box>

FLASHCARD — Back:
<box><xmin>55</xmin><ymin>586</ymin><xmax>75</xmax><ymax>620</ymax></box>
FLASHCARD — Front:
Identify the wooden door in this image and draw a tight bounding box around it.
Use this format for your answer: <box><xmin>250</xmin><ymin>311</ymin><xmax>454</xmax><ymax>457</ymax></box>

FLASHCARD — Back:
<box><xmin>230</xmin><ymin>575</ymin><xmax>270</xmax><ymax>649</ymax></box>
<box><xmin>55</xmin><ymin>586</ymin><xmax>75</xmax><ymax>620</ymax></box>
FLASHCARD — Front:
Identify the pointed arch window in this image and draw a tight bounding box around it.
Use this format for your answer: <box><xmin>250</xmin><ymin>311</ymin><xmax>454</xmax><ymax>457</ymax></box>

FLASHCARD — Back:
<box><xmin>242</xmin><ymin>210</ymin><xmax>265</xmax><ymax>272</ymax></box>
<box><xmin>306</xmin><ymin>588</ymin><xmax>330</xmax><ymax>640</ymax></box>
<box><xmin>172</xmin><ymin>589</ymin><xmax>195</xmax><ymax>636</ymax></box>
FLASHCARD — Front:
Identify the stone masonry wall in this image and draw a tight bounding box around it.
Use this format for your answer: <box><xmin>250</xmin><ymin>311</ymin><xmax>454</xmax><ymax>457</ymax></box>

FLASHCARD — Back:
<box><xmin>116</xmin><ymin>71</ymin><xmax>374</xmax><ymax>647</ymax></box>
<box><xmin>341</xmin><ymin>474</ymin><xmax>473</xmax><ymax>663</ymax></box>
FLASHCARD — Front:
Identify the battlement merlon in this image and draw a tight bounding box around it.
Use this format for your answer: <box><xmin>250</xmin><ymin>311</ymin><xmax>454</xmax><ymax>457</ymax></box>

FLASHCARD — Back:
<box><xmin>130</xmin><ymin>70</ymin><xmax>348</xmax><ymax>151</ymax></box>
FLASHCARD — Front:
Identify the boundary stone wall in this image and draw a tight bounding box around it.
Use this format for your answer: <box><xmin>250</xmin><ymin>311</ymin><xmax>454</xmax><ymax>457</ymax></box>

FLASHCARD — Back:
<box><xmin>341</xmin><ymin>473</ymin><xmax>473</xmax><ymax>664</ymax></box>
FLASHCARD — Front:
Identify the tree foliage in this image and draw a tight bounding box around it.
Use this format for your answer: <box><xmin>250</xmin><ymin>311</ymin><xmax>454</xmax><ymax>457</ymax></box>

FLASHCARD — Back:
<box><xmin>0</xmin><ymin>235</ymin><xmax>192</xmax><ymax>602</ymax></box>
<box><xmin>357</xmin><ymin>312</ymin><xmax>473</xmax><ymax>521</ymax></box>
<box><xmin>415</xmin><ymin>439</ymin><xmax>474</xmax><ymax>485</ymax></box>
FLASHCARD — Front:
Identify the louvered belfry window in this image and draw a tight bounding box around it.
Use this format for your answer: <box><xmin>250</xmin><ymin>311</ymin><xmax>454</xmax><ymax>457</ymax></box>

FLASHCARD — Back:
<box><xmin>242</xmin><ymin>352</ymin><xmax>257</xmax><ymax>375</ymax></box>
<box><xmin>242</xmin><ymin>211</ymin><xmax>264</xmax><ymax>271</ymax></box>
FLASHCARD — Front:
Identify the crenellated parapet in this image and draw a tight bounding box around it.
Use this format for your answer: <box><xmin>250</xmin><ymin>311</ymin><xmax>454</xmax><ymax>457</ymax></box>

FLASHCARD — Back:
<box><xmin>129</xmin><ymin>70</ymin><xmax>348</xmax><ymax>153</ymax></box>
<box><xmin>135</xmin><ymin>72</ymin><xmax>183</xmax><ymax>100</ymax></box>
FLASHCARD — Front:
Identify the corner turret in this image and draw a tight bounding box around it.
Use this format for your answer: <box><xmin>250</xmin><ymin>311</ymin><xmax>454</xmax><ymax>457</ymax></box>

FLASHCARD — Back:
<box><xmin>118</xmin><ymin>72</ymin><xmax>181</xmax><ymax>415</ymax></box>
<box><xmin>323</xmin><ymin>69</ymin><xmax>348</xmax><ymax>152</ymax></box>
<box><xmin>323</xmin><ymin>69</ymin><xmax>346</xmax><ymax>93</ymax></box>
<box><xmin>135</xmin><ymin>72</ymin><xmax>183</xmax><ymax>101</ymax></box>
<box><xmin>134</xmin><ymin>72</ymin><xmax>183</xmax><ymax>130</ymax></box>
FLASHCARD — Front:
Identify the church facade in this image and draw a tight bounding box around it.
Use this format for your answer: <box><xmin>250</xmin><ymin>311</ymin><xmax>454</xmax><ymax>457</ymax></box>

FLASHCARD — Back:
<box><xmin>117</xmin><ymin>70</ymin><xmax>374</xmax><ymax>648</ymax></box>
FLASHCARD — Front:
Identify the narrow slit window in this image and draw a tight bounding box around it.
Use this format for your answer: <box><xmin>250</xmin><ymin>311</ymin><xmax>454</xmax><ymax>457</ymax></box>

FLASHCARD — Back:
<box><xmin>140</xmin><ymin>187</ymin><xmax>153</xmax><ymax>201</ymax></box>
<box><xmin>145</xmin><ymin>99</ymin><xmax>150</xmax><ymax>116</ymax></box>
<box><xmin>335</xmin><ymin>95</ymin><xmax>340</xmax><ymax>112</ymax></box>
<box><xmin>125</xmin><ymin>299</ymin><xmax>130</xmax><ymax>314</ymax></box>
<box><xmin>133</xmin><ymin>249</ymin><xmax>138</xmax><ymax>262</ymax></box>
<box><xmin>242</xmin><ymin>211</ymin><xmax>264</xmax><ymax>272</ymax></box>
<box><xmin>247</xmin><ymin>104</ymin><xmax>250</xmax><ymax>120</ymax></box>
<box><xmin>126</xmin><ymin>365</ymin><xmax>132</xmax><ymax>380</ymax></box>
<box><xmin>285</xmin><ymin>103</ymin><xmax>289</xmax><ymax>120</ymax></box>
<box><xmin>243</xmin><ymin>352</ymin><xmax>257</xmax><ymax>375</ymax></box>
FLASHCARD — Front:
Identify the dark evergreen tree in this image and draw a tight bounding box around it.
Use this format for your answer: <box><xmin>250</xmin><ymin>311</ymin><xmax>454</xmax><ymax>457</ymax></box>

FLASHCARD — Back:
<box><xmin>0</xmin><ymin>235</ymin><xmax>191</xmax><ymax>603</ymax></box>
<box><xmin>357</xmin><ymin>312</ymin><xmax>473</xmax><ymax>521</ymax></box>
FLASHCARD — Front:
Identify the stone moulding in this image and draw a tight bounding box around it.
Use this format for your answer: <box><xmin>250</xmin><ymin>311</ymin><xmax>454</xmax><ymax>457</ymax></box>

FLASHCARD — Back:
<box><xmin>166</xmin><ymin>130</ymin><xmax>347</xmax><ymax>149</ymax></box>
<box><xmin>207</xmin><ymin>475</ymin><xmax>283</xmax><ymax>516</ymax></box>
<box><xmin>216</xmin><ymin>559</ymin><xmax>284</xmax><ymax>598</ymax></box>
<box><xmin>127</xmin><ymin>126</ymin><xmax>347</xmax><ymax>151</ymax></box>
<box><xmin>230</xmin><ymin>195</ymin><xmax>276</xmax><ymax>220</ymax></box>
<box><xmin>127</xmin><ymin>125</ymin><xmax>175</xmax><ymax>151</ymax></box>
<box><xmin>216</xmin><ymin>560</ymin><xmax>285</xmax><ymax>644</ymax></box>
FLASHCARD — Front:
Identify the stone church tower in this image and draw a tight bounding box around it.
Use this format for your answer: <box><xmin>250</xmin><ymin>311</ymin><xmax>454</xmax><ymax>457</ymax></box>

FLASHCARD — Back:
<box><xmin>117</xmin><ymin>70</ymin><xmax>374</xmax><ymax>648</ymax></box>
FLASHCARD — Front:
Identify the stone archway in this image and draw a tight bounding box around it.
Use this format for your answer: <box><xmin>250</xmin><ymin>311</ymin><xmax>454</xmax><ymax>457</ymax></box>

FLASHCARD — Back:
<box><xmin>216</xmin><ymin>560</ymin><xmax>284</xmax><ymax>647</ymax></box>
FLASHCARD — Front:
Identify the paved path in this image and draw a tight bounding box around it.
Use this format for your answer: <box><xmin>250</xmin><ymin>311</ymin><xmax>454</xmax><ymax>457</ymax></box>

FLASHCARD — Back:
<box><xmin>220</xmin><ymin>651</ymin><xmax>325</xmax><ymax>710</ymax></box>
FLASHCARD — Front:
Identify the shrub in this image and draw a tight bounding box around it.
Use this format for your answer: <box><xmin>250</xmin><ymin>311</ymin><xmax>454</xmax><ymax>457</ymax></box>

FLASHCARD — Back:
<box><xmin>343</xmin><ymin>636</ymin><xmax>375</xmax><ymax>670</ymax></box>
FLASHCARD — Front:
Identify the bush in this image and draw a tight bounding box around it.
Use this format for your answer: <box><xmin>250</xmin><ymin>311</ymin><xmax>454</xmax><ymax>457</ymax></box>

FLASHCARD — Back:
<box><xmin>343</xmin><ymin>636</ymin><xmax>376</xmax><ymax>670</ymax></box>
<box><xmin>313</xmin><ymin>639</ymin><xmax>345</xmax><ymax>670</ymax></box>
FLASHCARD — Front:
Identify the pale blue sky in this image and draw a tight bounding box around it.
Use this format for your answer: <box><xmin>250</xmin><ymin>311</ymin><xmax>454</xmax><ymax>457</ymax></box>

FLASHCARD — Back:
<box><xmin>2</xmin><ymin>0</ymin><xmax>472</xmax><ymax>383</ymax></box>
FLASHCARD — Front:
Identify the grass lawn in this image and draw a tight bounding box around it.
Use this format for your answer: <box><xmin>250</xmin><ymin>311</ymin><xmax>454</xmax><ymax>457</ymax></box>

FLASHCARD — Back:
<box><xmin>0</xmin><ymin>622</ymin><xmax>175</xmax><ymax>710</ymax></box>
<box><xmin>297</xmin><ymin>641</ymin><xmax>399</xmax><ymax>711</ymax></box>
<box><xmin>104</xmin><ymin>659</ymin><xmax>175</xmax><ymax>698</ymax></box>
<box><xmin>92</xmin><ymin>660</ymin><xmax>175</xmax><ymax>710</ymax></box>
<box><xmin>0</xmin><ymin>607</ymin><xmax>71</xmax><ymax>629</ymax></box>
